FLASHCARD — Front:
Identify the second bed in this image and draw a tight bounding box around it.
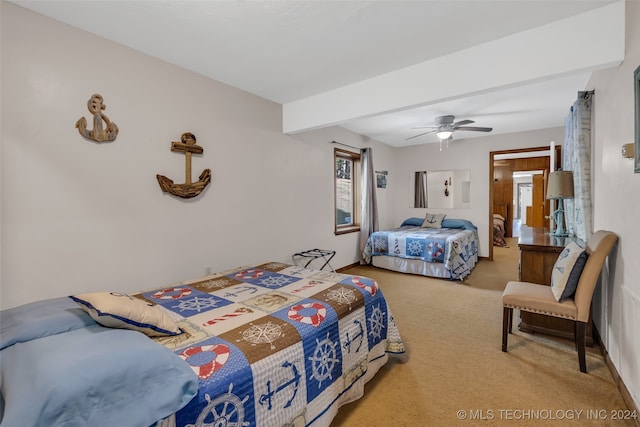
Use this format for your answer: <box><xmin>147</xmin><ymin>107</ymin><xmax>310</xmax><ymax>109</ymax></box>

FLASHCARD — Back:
<box><xmin>363</xmin><ymin>217</ymin><xmax>479</xmax><ymax>280</ymax></box>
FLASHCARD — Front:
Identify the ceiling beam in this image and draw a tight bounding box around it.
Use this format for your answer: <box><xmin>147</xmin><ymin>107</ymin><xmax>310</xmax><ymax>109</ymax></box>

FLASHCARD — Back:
<box><xmin>283</xmin><ymin>1</ymin><xmax>624</xmax><ymax>134</ymax></box>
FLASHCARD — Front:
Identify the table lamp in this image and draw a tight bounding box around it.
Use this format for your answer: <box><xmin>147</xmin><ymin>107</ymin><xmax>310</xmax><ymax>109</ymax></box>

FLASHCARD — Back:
<box><xmin>546</xmin><ymin>170</ymin><xmax>574</xmax><ymax>236</ymax></box>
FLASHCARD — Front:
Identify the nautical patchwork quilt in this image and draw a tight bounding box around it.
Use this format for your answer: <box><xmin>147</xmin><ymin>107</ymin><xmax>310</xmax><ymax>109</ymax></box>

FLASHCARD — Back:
<box><xmin>363</xmin><ymin>226</ymin><xmax>479</xmax><ymax>279</ymax></box>
<box><xmin>141</xmin><ymin>262</ymin><xmax>405</xmax><ymax>427</ymax></box>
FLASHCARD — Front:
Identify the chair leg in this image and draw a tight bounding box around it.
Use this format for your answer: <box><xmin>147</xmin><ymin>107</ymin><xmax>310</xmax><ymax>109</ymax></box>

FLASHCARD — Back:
<box><xmin>576</xmin><ymin>321</ymin><xmax>587</xmax><ymax>373</ymax></box>
<box><xmin>502</xmin><ymin>307</ymin><xmax>512</xmax><ymax>352</ymax></box>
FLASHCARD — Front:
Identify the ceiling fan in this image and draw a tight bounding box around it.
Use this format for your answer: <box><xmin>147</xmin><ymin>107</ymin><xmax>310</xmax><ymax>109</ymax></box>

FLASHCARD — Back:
<box><xmin>406</xmin><ymin>115</ymin><xmax>493</xmax><ymax>141</ymax></box>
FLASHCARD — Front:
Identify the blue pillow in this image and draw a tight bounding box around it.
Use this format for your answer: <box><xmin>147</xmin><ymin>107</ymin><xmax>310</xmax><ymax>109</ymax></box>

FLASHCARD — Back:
<box><xmin>400</xmin><ymin>217</ymin><xmax>424</xmax><ymax>227</ymax></box>
<box><xmin>551</xmin><ymin>241</ymin><xmax>589</xmax><ymax>302</ymax></box>
<box><xmin>441</xmin><ymin>218</ymin><xmax>478</xmax><ymax>231</ymax></box>
<box><xmin>0</xmin><ymin>297</ymin><xmax>95</xmax><ymax>350</ymax></box>
<box><xmin>0</xmin><ymin>324</ymin><xmax>198</xmax><ymax>427</ymax></box>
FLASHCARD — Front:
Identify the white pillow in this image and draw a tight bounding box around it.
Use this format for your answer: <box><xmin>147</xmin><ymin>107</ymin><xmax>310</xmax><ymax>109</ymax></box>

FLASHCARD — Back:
<box><xmin>422</xmin><ymin>213</ymin><xmax>446</xmax><ymax>228</ymax></box>
<box><xmin>71</xmin><ymin>292</ymin><xmax>182</xmax><ymax>336</ymax></box>
<box><xmin>550</xmin><ymin>241</ymin><xmax>589</xmax><ymax>302</ymax></box>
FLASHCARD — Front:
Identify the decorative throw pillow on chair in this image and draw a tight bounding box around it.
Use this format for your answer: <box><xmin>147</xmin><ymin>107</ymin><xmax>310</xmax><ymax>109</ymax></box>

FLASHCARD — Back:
<box><xmin>550</xmin><ymin>241</ymin><xmax>589</xmax><ymax>302</ymax></box>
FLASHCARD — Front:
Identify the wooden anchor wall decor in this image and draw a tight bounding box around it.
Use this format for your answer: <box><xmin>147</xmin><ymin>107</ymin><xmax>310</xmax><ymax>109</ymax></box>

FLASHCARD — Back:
<box><xmin>75</xmin><ymin>94</ymin><xmax>119</xmax><ymax>142</ymax></box>
<box><xmin>157</xmin><ymin>132</ymin><xmax>212</xmax><ymax>199</ymax></box>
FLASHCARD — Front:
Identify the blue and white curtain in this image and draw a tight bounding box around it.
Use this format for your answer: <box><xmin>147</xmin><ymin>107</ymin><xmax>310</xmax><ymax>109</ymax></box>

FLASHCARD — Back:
<box><xmin>563</xmin><ymin>91</ymin><xmax>593</xmax><ymax>242</ymax></box>
<box><xmin>359</xmin><ymin>147</ymin><xmax>378</xmax><ymax>264</ymax></box>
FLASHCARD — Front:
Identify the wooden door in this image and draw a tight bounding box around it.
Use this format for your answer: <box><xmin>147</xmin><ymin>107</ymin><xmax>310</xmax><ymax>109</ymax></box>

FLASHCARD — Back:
<box><xmin>531</xmin><ymin>174</ymin><xmax>545</xmax><ymax>227</ymax></box>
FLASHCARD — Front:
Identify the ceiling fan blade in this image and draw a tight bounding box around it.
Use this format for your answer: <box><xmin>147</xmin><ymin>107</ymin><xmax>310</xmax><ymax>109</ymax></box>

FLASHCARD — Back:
<box><xmin>405</xmin><ymin>130</ymin><xmax>437</xmax><ymax>140</ymax></box>
<box><xmin>410</xmin><ymin>126</ymin><xmax>438</xmax><ymax>129</ymax></box>
<box><xmin>455</xmin><ymin>126</ymin><xmax>493</xmax><ymax>132</ymax></box>
<box><xmin>453</xmin><ymin>119</ymin><xmax>474</xmax><ymax>127</ymax></box>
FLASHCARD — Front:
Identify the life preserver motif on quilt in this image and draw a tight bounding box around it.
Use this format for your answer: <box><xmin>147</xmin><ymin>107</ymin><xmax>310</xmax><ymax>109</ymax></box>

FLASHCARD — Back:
<box><xmin>427</xmin><ymin>241</ymin><xmax>444</xmax><ymax>258</ymax></box>
<box><xmin>179</xmin><ymin>344</ymin><xmax>231</xmax><ymax>380</ymax></box>
<box><xmin>287</xmin><ymin>302</ymin><xmax>327</xmax><ymax>327</ymax></box>
<box><xmin>235</xmin><ymin>269</ymin><xmax>265</xmax><ymax>280</ymax></box>
<box><xmin>151</xmin><ymin>287</ymin><xmax>192</xmax><ymax>300</ymax></box>
<box><xmin>350</xmin><ymin>277</ymin><xmax>378</xmax><ymax>296</ymax></box>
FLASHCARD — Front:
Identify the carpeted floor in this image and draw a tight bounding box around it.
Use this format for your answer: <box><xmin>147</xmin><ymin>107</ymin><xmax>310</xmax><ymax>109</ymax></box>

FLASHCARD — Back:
<box><xmin>331</xmin><ymin>239</ymin><xmax>634</xmax><ymax>426</ymax></box>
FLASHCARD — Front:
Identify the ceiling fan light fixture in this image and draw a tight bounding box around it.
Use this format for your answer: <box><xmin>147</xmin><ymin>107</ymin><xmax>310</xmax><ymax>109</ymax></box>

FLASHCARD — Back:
<box><xmin>436</xmin><ymin>130</ymin><xmax>452</xmax><ymax>139</ymax></box>
<box><xmin>405</xmin><ymin>115</ymin><xmax>492</xmax><ymax>142</ymax></box>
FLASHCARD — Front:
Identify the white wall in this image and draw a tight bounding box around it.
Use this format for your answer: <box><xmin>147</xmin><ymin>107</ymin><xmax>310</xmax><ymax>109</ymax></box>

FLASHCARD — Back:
<box><xmin>393</xmin><ymin>127</ymin><xmax>565</xmax><ymax>257</ymax></box>
<box><xmin>587</xmin><ymin>0</ymin><xmax>640</xmax><ymax>409</ymax></box>
<box><xmin>0</xmin><ymin>2</ymin><xmax>396</xmax><ymax>309</ymax></box>
<box><xmin>2</xmin><ymin>1</ymin><xmax>638</xmax><ymax>410</ymax></box>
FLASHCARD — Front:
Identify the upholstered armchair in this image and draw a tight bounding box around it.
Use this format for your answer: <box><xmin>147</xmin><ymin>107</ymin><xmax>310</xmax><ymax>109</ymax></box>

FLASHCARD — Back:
<box><xmin>502</xmin><ymin>230</ymin><xmax>618</xmax><ymax>373</ymax></box>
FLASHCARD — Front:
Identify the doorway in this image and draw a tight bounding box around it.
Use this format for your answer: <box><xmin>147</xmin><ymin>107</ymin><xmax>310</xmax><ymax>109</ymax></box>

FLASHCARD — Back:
<box><xmin>516</xmin><ymin>183</ymin><xmax>532</xmax><ymax>221</ymax></box>
<box><xmin>489</xmin><ymin>146</ymin><xmax>560</xmax><ymax>261</ymax></box>
<box><xmin>512</xmin><ymin>170</ymin><xmax>543</xmax><ymax>237</ymax></box>
<box><xmin>514</xmin><ymin>181</ymin><xmax>531</xmax><ymax>237</ymax></box>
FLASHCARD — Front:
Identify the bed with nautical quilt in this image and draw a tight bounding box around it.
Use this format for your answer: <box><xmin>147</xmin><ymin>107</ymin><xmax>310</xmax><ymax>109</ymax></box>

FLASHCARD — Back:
<box><xmin>0</xmin><ymin>262</ymin><xmax>404</xmax><ymax>427</ymax></box>
<box><xmin>363</xmin><ymin>215</ymin><xmax>479</xmax><ymax>280</ymax></box>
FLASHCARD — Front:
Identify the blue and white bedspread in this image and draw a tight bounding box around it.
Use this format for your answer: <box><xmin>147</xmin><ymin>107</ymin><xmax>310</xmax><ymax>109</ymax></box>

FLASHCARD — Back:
<box><xmin>148</xmin><ymin>262</ymin><xmax>405</xmax><ymax>427</ymax></box>
<box><xmin>363</xmin><ymin>226</ymin><xmax>479</xmax><ymax>280</ymax></box>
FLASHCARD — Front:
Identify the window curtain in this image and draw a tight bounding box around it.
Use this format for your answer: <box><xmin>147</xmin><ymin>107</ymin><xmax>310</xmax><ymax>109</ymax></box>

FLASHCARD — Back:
<box><xmin>359</xmin><ymin>147</ymin><xmax>378</xmax><ymax>264</ymax></box>
<box><xmin>414</xmin><ymin>171</ymin><xmax>427</xmax><ymax>208</ymax></box>
<box><xmin>563</xmin><ymin>91</ymin><xmax>593</xmax><ymax>242</ymax></box>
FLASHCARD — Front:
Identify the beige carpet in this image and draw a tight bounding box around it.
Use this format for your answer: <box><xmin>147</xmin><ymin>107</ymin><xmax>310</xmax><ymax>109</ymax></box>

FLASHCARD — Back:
<box><xmin>332</xmin><ymin>239</ymin><xmax>634</xmax><ymax>426</ymax></box>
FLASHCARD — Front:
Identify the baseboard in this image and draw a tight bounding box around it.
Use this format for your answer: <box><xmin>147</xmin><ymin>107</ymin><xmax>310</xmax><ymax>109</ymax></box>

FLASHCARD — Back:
<box><xmin>337</xmin><ymin>262</ymin><xmax>360</xmax><ymax>272</ymax></box>
<box><xmin>594</xmin><ymin>328</ymin><xmax>640</xmax><ymax>426</ymax></box>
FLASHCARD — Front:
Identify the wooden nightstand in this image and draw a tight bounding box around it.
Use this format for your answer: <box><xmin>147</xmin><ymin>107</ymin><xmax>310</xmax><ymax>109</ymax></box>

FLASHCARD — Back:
<box><xmin>517</xmin><ymin>226</ymin><xmax>592</xmax><ymax>345</ymax></box>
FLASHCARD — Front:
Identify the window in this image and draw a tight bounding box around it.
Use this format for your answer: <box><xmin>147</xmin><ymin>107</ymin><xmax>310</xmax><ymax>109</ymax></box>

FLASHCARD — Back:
<box><xmin>334</xmin><ymin>148</ymin><xmax>360</xmax><ymax>234</ymax></box>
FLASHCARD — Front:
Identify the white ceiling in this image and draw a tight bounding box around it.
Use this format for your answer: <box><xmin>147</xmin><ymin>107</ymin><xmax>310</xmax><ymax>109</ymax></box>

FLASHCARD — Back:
<box><xmin>11</xmin><ymin>0</ymin><xmax>623</xmax><ymax>147</ymax></box>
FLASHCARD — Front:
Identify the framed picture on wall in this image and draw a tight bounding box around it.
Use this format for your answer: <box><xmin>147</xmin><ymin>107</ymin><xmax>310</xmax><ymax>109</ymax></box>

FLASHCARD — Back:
<box><xmin>635</xmin><ymin>65</ymin><xmax>640</xmax><ymax>173</ymax></box>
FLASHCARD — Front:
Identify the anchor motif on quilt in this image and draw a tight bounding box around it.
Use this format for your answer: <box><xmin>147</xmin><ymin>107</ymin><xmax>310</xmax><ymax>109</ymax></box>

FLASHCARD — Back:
<box><xmin>452</xmin><ymin>263</ymin><xmax>469</xmax><ymax>277</ymax></box>
<box><xmin>75</xmin><ymin>94</ymin><xmax>119</xmax><ymax>142</ymax></box>
<box><xmin>367</xmin><ymin>304</ymin><xmax>386</xmax><ymax>340</ymax></box>
<box><xmin>156</xmin><ymin>132</ymin><xmax>212</xmax><ymax>199</ymax></box>
<box><xmin>259</xmin><ymin>361</ymin><xmax>301</xmax><ymax>410</ymax></box>
<box><xmin>343</xmin><ymin>319</ymin><xmax>364</xmax><ymax>353</ymax></box>
<box><xmin>458</xmin><ymin>243</ymin><xmax>471</xmax><ymax>262</ymax></box>
<box><xmin>288</xmin><ymin>267</ymin><xmax>308</xmax><ymax>275</ymax></box>
<box><xmin>223</xmin><ymin>285</ymin><xmax>258</xmax><ymax>298</ymax></box>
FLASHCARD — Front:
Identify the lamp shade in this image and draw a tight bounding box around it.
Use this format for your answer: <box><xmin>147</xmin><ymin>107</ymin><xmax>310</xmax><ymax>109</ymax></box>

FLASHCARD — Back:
<box><xmin>547</xmin><ymin>170</ymin><xmax>574</xmax><ymax>199</ymax></box>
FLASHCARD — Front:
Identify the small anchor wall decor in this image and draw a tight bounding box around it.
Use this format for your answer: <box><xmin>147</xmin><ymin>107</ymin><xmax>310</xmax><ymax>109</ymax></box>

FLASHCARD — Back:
<box><xmin>75</xmin><ymin>94</ymin><xmax>119</xmax><ymax>142</ymax></box>
<box><xmin>156</xmin><ymin>132</ymin><xmax>212</xmax><ymax>199</ymax></box>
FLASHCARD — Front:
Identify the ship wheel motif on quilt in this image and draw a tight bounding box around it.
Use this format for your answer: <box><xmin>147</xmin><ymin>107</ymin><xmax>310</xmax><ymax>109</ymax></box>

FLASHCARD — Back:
<box><xmin>408</xmin><ymin>240</ymin><xmax>423</xmax><ymax>256</ymax></box>
<box><xmin>187</xmin><ymin>383</ymin><xmax>249</xmax><ymax>427</ymax></box>
<box><xmin>173</xmin><ymin>296</ymin><xmax>221</xmax><ymax>313</ymax></box>
<box><xmin>307</xmin><ymin>332</ymin><xmax>339</xmax><ymax>388</ymax></box>
<box><xmin>258</xmin><ymin>275</ymin><xmax>295</xmax><ymax>288</ymax></box>
<box><xmin>368</xmin><ymin>304</ymin><xmax>386</xmax><ymax>340</ymax></box>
